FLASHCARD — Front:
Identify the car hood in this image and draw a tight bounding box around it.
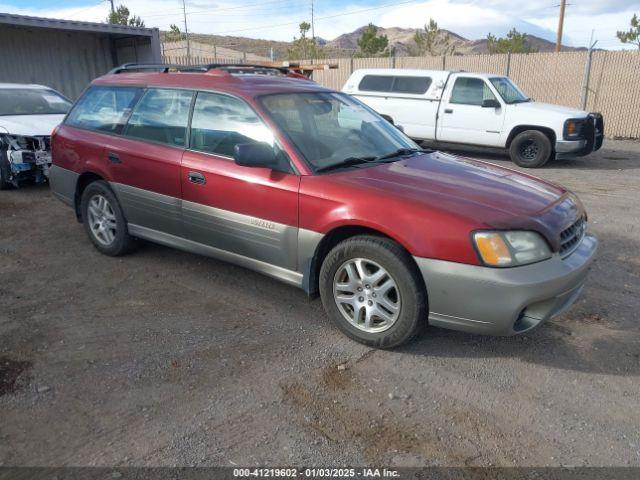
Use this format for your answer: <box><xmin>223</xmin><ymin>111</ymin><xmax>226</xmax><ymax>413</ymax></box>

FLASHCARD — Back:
<box><xmin>333</xmin><ymin>151</ymin><xmax>580</xmax><ymax>248</ymax></box>
<box><xmin>0</xmin><ymin>114</ymin><xmax>65</xmax><ymax>137</ymax></box>
<box><xmin>511</xmin><ymin>101</ymin><xmax>588</xmax><ymax>118</ymax></box>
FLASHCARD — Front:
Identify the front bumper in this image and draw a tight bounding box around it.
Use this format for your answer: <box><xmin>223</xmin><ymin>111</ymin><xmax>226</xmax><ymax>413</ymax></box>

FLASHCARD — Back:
<box><xmin>414</xmin><ymin>234</ymin><xmax>598</xmax><ymax>336</ymax></box>
<box><xmin>556</xmin><ymin>113</ymin><xmax>604</xmax><ymax>158</ymax></box>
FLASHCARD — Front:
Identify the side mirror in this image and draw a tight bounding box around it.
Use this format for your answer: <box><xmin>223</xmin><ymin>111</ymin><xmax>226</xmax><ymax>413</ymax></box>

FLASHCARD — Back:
<box><xmin>482</xmin><ymin>99</ymin><xmax>501</xmax><ymax>109</ymax></box>
<box><xmin>233</xmin><ymin>143</ymin><xmax>279</xmax><ymax>169</ymax></box>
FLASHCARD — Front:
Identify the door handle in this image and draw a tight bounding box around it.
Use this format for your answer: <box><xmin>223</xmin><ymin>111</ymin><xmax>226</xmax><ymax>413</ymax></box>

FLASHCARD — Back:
<box><xmin>444</xmin><ymin>108</ymin><xmax>453</xmax><ymax>114</ymax></box>
<box><xmin>107</xmin><ymin>152</ymin><xmax>121</xmax><ymax>163</ymax></box>
<box><xmin>188</xmin><ymin>171</ymin><xmax>206</xmax><ymax>185</ymax></box>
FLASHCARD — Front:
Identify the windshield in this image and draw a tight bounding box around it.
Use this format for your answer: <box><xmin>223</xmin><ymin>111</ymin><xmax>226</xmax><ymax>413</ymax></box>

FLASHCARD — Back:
<box><xmin>0</xmin><ymin>88</ymin><xmax>72</xmax><ymax>116</ymax></box>
<box><xmin>259</xmin><ymin>92</ymin><xmax>419</xmax><ymax>172</ymax></box>
<box><xmin>489</xmin><ymin>77</ymin><xmax>530</xmax><ymax>104</ymax></box>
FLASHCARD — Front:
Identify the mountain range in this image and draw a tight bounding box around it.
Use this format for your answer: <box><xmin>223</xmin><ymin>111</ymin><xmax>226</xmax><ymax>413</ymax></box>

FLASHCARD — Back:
<box><xmin>163</xmin><ymin>25</ymin><xmax>583</xmax><ymax>61</ymax></box>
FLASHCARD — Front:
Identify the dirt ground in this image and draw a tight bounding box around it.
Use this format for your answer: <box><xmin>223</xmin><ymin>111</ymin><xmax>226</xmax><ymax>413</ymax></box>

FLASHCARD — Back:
<box><xmin>1</xmin><ymin>140</ymin><xmax>639</xmax><ymax>468</ymax></box>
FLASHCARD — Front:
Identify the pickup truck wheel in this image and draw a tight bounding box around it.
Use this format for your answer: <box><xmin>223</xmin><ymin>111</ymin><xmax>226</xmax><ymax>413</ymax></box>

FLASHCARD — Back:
<box><xmin>0</xmin><ymin>150</ymin><xmax>14</xmax><ymax>190</ymax></box>
<box><xmin>319</xmin><ymin>235</ymin><xmax>427</xmax><ymax>349</ymax></box>
<box><xmin>80</xmin><ymin>180</ymin><xmax>136</xmax><ymax>256</ymax></box>
<box><xmin>509</xmin><ymin>130</ymin><xmax>552</xmax><ymax>168</ymax></box>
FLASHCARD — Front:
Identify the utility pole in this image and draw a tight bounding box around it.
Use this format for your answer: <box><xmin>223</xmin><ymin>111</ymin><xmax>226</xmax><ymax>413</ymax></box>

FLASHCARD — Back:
<box><xmin>310</xmin><ymin>0</ymin><xmax>315</xmax><ymax>62</ymax></box>
<box><xmin>310</xmin><ymin>0</ymin><xmax>315</xmax><ymax>41</ymax></box>
<box><xmin>555</xmin><ymin>0</ymin><xmax>566</xmax><ymax>52</ymax></box>
<box><xmin>109</xmin><ymin>0</ymin><xmax>115</xmax><ymax>14</ymax></box>
<box><xmin>182</xmin><ymin>0</ymin><xmax>190</xmax><ymax>65</ymax></box>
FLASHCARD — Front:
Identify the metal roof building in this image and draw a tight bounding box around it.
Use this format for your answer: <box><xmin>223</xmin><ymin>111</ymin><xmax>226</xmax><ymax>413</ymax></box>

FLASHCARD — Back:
<box><xmin>0</xmin><ymin>13</ymin><xmax>161</xmax><ymax>99</ymax></box>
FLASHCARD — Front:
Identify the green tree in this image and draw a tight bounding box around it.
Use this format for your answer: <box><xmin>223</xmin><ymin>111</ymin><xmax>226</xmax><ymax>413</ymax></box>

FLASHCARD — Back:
<box><xmin>412</xmin><ymin>18</ymin><xmax>456</xmax><ymax>56</ymax></box>
<box><xmin>288</xmin><ymin>22</ymin><xmax>323</xmax><ymax>60</ymax></box>
<box><xmin>106</xmin><ymin>5</ymin><xmax>145</xmax><ymax>27</ymax></box>
<box><xmin>166</xmin><ymin>24</ymin><xmax>185</xmax><ymax>42</ymax></box>
<box><xmin>486</xmin><ymin>28</ymin><xmax>537</xmax><ymax>54</ymax></box>
<box><xmin>617</xmin><ymin>13</ymin><xmax>640</xmax><ymax>50</ymax></box>
<box><xmin>356</xmin><ymin>23</ymin><xmax>389</xmax><ymax>57</ymax></box>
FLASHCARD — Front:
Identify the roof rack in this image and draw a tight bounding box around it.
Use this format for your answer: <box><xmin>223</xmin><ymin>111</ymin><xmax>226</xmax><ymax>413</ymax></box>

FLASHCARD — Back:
<box><xmin>109</xmin><ymin>62</ymin><xmax>338</xmax><ymax>77</ymax></box>
<box><xmin>109</xmin><ymin>63</ymin><xmax>289</xmax><ymax>75</ymax></box>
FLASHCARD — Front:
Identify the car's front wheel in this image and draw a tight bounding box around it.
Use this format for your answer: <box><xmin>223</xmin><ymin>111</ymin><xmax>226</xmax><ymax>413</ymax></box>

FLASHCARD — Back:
<box><xmin>509</xmin><ymin>130</ymin><xmax>553</xmax><ymax>168</ymax></box>
<box><xmin>319</xmin><ymin>235</ymin><xmax>427</xmax><ymax>348</ymax></box>
<box><xmin>80</xmin><ymin>180</ymin><xmax>136</xmax><ymax>256</ymax></box>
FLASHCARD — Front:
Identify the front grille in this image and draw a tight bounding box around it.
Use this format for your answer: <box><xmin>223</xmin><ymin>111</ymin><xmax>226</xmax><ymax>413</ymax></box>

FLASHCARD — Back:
<box><xmin>560</xmin><ymin>216</ymin><xmax>586</xmax><ymax>257</ymax></box>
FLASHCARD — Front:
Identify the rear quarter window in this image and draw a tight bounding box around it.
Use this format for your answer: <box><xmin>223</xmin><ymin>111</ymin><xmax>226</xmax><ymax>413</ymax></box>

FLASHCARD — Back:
<box><xmin>65</xmin><ymin>86</ymin><xmax>142</xmax><ymax>133</ymax></box>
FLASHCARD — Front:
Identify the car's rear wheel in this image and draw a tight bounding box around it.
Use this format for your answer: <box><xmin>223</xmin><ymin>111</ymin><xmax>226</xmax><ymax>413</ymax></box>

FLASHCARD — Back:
<box><xmin>319</xmin><ymin>235</ymin><xmax>427</xmax><ymax>348</ymax></box>
<box><xmin>509</xmin><ymin>130</ymin><xmax>553</xmax><ymax>168</ymax></box>
<box><xmin>80</xmin><ymin>180</ymin><xmax>136</xmax><ymax>256</ymax></box>
<box><xmin>0</xmin><ymin>150</ymin><xmax>14</xmax><ymax>190</ymax></box>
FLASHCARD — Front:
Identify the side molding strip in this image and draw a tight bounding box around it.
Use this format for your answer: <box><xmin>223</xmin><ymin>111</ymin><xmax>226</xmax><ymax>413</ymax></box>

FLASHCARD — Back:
<box><xmin>128</xmin><ymin>224</ymin><xmax>304</xmax><ymax>288</ymax></box>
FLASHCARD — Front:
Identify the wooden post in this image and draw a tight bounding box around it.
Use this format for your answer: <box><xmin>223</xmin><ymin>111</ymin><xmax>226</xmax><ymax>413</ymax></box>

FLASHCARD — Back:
<box><xmin>555</xmin><ymin>0</ymin><xmax>566</xmax><ymax>53</ymax></box>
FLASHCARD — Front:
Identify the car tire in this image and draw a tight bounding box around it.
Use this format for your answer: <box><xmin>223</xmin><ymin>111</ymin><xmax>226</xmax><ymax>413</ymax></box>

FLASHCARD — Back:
<box><xmin>80</xmin><ymin>180</ymin><xmax>136</xmax><ymax>256</ymax></box>
<box><xmin>509</xmin><ymin>130</ymin><xmax>553</xmax><ymax>168</ymax></box>
<box><xmin>319</xmin><ymin>235</ymin><xmax>427</xmax><ymax>349</ymax></box>
<box><xmin>0</xmin><ymin>149</ymin><xmax>14</xmax><ymax>190</ymax></box>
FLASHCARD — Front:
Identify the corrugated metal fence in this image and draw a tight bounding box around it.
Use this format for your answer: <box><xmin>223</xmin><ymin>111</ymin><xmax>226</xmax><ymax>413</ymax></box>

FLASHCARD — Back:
<box><xmin>164</xmin><ymin>51</ymin><xmax>640</xmax><ymax>139</ymax></box>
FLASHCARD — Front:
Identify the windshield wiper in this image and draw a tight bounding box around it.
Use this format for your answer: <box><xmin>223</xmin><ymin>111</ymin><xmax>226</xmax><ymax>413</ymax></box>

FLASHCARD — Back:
<box><xmin>373</xmin><ymin>147</ymin><xmax>433</xmax><ymax>162</ymax></box>
<box><xmin>315</xmin><ymin>156</ymin><xmax>377</xmax><ymax>173</ymax></box>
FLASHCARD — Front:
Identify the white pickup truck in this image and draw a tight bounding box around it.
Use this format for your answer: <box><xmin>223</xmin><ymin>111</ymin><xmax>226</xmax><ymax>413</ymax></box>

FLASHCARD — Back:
<box><xmin>342</xmin><ymin>69</ymin><xmax>604</xmax><ymax>167</ymax></box>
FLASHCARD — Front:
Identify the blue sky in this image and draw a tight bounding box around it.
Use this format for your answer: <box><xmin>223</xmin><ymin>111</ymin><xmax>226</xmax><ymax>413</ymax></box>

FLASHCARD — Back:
<box><xmin>1</xmin><ymin>0</ymin><xmax>638</xmax><ymax>48</ymax></box>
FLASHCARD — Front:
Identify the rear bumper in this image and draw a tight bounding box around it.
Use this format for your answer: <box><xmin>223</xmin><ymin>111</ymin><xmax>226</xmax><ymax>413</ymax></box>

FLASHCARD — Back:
<box><xmin>414</xmin><ymin>234</ymin><xmax>598</xmax><ymax>336</ymax></box>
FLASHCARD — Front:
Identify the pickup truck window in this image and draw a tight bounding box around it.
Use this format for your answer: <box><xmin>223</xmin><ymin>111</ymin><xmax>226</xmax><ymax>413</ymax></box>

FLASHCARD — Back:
<box><xmin>392</xmin><ymin>76</ymin><xmax>432</xmax><ymax>95</ymax></box>
<box><xmin>489</xmin><ymin>77</ymin><xmax>530</xmax><ymax>104</ymax></box>
<box><xmin>358</xmin><ymin>75</ymin><xmax>394</xmax><ymax>93</ymax></box>
<box><xmin>450</xmin><ymin>77</ymin><xmax>497</xmax><ymax>106</ymax></box>
<box><xmin>190</xmin><ymin>91</ymin><xmax>275</xmax><ymax>158</ymax></box>
<box><xmin>358</xmin><ymin>75</ymin><xmax>432</xmax><ymax>95</ymax></box>
<box><xmin>123</xmin><ymin>88</ymin><xmax>194</xmax><ymax>147</ymax></box>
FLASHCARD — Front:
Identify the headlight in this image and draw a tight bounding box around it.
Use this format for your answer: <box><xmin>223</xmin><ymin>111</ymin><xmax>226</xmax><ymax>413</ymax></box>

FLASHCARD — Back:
<box><xmin>563</xmin><ymin>118</ymin><xmax>586</xmax><ymax>140</ymax></box>
<box><xmin>473</xmin><ymin>231</ymin><xmax>551</xmax><ymax>267</ymax></box>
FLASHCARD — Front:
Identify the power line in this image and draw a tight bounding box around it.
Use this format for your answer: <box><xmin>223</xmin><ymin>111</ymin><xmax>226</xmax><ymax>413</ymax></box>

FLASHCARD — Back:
<box><xmin>142</xmin><ymin>0</ymin><xmax>297</xmax><ymax>18</ymax></box>
<box><xmin>207</xmin><ymin>0</ymin><xmax>423</xmax><ymax>36</ymax></box>
<box><xmin>63</xmin><ymin>0</ymin><xmax>106</xmax><ymax>19</ymax></box>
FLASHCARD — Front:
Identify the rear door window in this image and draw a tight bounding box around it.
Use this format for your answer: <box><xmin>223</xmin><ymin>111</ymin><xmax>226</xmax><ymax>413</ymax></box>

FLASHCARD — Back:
<box><xmin>122</xmin><ymin>88</ymin><xmax>194</xmax><ymax>147</ymax></box>
<box><xmin>392</xmin><ymin>76</ymin><xmax>431</xmax><ymax>94</ymax></box>
<box><xmin>449</xmin><ymin>77</ymin><xmax>497</xmax><ymax>106</ymax></box>
<box><xmin>65</xmin><ymin>86</ymin><xmax>142</xmax><ymax>133</ymax></box>
<box><xmin>358</xmin><ymin>75</ymin><xmax>394</xmax><ymax>93</ymax></box>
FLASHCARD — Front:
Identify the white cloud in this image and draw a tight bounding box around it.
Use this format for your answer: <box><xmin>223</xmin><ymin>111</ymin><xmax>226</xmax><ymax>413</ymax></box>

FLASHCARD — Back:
<box><xmin>0</xmin><ymin>0</ymin><xmax>637</xmax><ymax>48</ymax></box>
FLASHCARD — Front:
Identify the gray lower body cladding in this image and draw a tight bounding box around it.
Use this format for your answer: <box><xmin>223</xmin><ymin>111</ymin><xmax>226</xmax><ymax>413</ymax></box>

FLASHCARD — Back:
<box><xmin>48</xmin><ymin>165</ymin><xmax>78</xmax><ymax>206</ymax></box>
<box><xmin>414</xmin><ymin>234</ymin><xmax>598</xmax><ymax>335</ymax></box>
<box><xmin>50</xmin><ymin>165</ymin><xmax>597</xmax><ymax>336</ymax></box>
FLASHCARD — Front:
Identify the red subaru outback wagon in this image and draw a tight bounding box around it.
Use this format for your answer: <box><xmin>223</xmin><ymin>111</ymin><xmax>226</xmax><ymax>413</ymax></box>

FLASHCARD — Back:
<box><xmin>50</xmin><ymin>64</ymin><xmax>597</xmax><ymax>348</ymax></box>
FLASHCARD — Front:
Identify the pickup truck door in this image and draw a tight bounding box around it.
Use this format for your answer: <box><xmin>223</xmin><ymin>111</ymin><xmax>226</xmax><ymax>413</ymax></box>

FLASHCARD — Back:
<box><xmin>437</xmin><ymin>76</ymin><xmax>505</xmax><ymax>146</ymax></box>
<box><xmin>180</xmin><ymin>91</ymin><xmax>300</xmax><ymax>273</ymax></box>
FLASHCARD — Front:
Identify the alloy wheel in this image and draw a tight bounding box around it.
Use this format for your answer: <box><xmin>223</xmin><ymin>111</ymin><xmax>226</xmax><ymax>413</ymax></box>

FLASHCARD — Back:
<box><xmin>333</xmin><ymin>258</ymin><xmax>401</xmax><ymax>333</ymax></box>
<box><xmin>87</xmin><ymin>194</ymin><xmax>117</xmax><ymax>246</ymax></box>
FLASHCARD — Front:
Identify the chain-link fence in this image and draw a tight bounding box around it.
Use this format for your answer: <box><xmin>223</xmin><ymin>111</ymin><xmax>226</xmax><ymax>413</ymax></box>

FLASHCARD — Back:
<box><xmin>162</xmin><ymin>50</ymin><xmax>640</xmax><ymax>139</ymax></box>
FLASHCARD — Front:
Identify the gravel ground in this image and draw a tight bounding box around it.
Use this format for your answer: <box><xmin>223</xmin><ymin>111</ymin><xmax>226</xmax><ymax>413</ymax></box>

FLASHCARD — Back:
<box><xmin>0</xmin><ymin>140</ymin><xmax>639</xmax><ymax>468</ymax></box>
